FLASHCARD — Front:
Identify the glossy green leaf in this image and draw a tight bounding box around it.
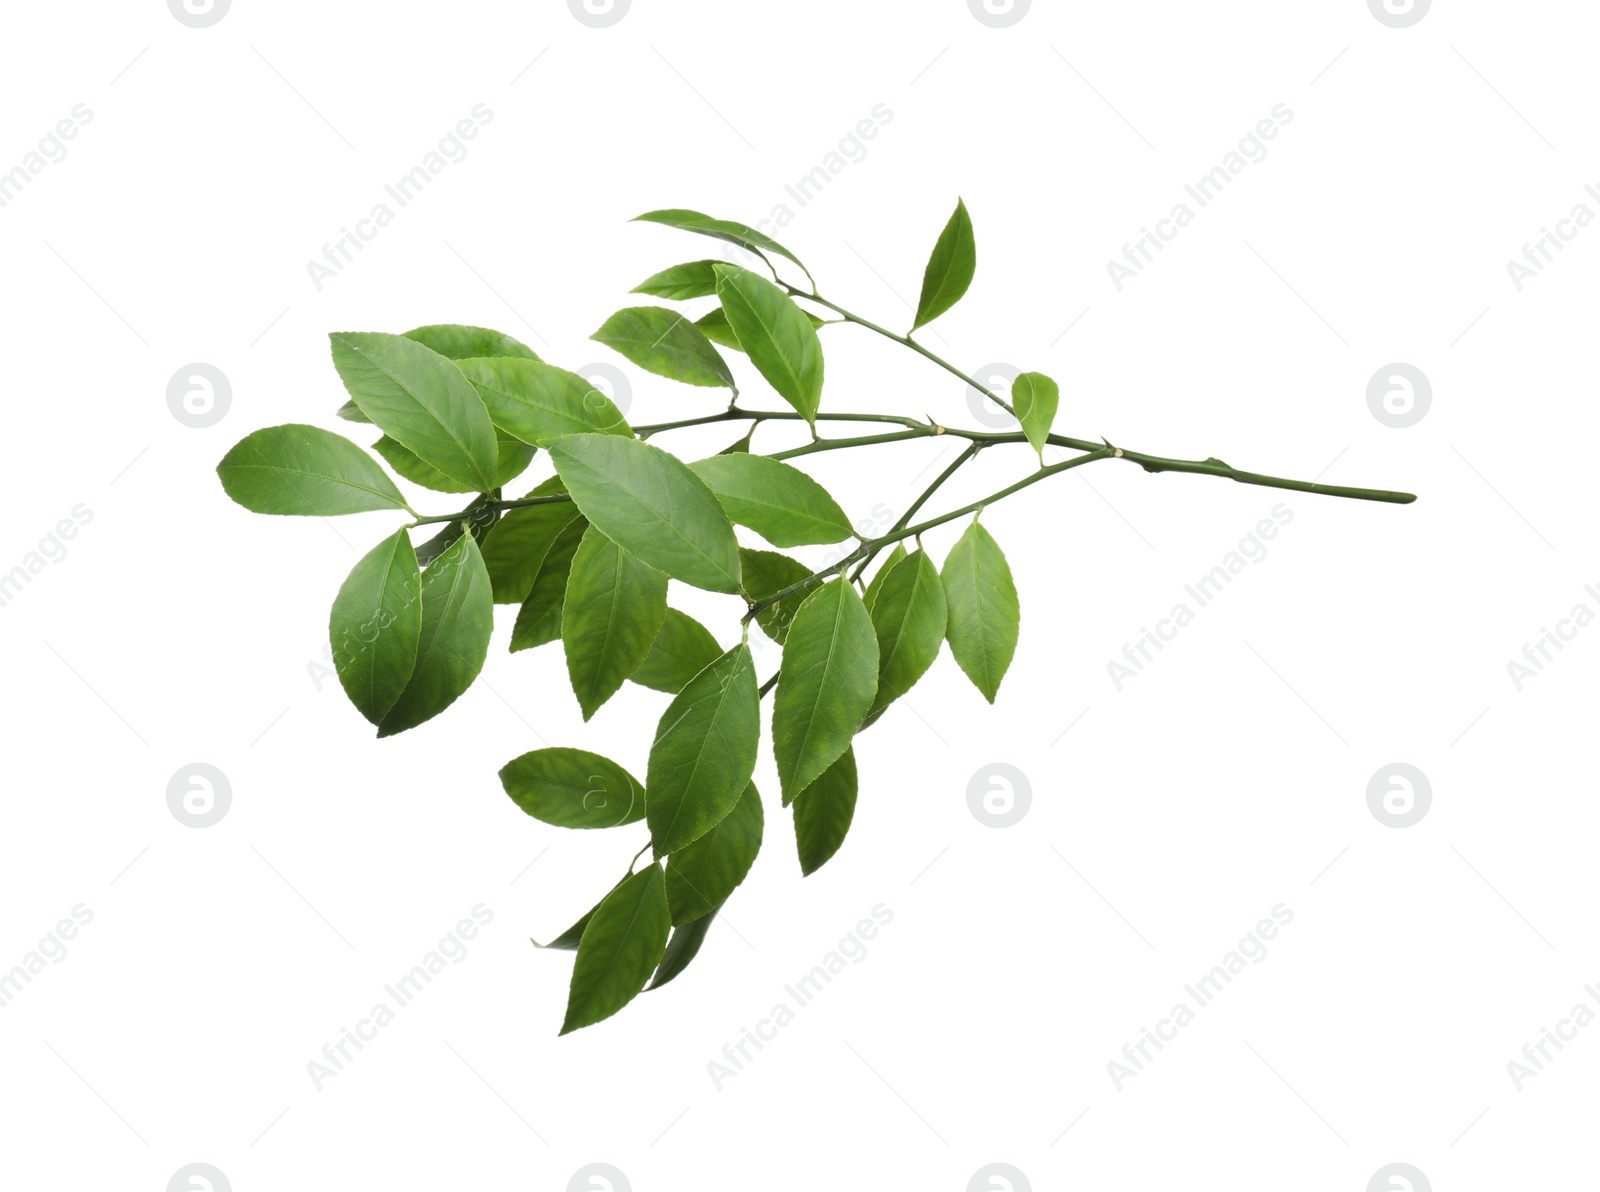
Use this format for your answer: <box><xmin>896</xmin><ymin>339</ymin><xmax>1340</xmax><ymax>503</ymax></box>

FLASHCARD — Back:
<box><xmin>217</xmin><ymin>424</ymin><xmax>408</xmax><ymax>516</ymax></box>
<box><xmin>402</xmin><ymin>323</ymin><xmax>541</xmax><ymax>362</ymax></box>
<box><xmin>912</xmin><ymin>198</ymin><xmax>976</xmax><ymax>331</ymax></box>
<box><xmin>562</xmin><ymin>527</ymin><xmax>669</xmax><ymax>720</ymax></box>
<box><xmin>739</xmin><ymin>548</ymin><xmax>811</xmax><ymax>645</ymax></box>
<box><xmin>646</xmin><ymin>644</ymin><xmax>759</xmax><ymax>857</ymax></box>
<box><xmin>632</xmin><ymin>260</ymin><xmax>723</xmax><ymax>301</ymax></box>
<box><xmin>329</xmin><ymin>529</ymin><xmax>422</xmax><ymax>725</ymax></box>
<box><xmin>689</xmin><ymin>454</ymin><xmax>852</xmax><ymax>547</ymax></box>
<box><xmin>649</xmin><ymin>911</ymin><xmax>716</xmax><ymax>990</ymax></box>
<box><xmin>376</xmin><ymin>533</ymin><xmax>493</xmax><ymax>737</ymax></box>
<box><xmin>694</xmin><ymin>306</ymin><xmax>827</xmax><ymax>354</ymax></box>
<box><xmin>864</xmin><ymin>550</ymin><xmax>947</xmax><ymax>724</ymax></box>
<box><xmin>510</xmin><ymin>515</ymin><xmax>588</xmax><ymax>651</ymax></box>
<box><xmin>861</xmin><ymin>543</ymin><xmax>907</xmax><ymax>613</ymax></box>
<box><xmin>561</xmin><ymin>865</ymin><xmax>670</xmax><ymax>1035</ymax></box>
<box><xmin>665</xmin><ymin>781</ymin><xmax>763</xmax><ymax>925</ymax></box>
<box><xmin>592</xmin><ymin>306</ymin><xmax>734</xmax><ymax>390</ymax></box>
<box><xmin>455</xmin><ymin>358</ymin><xmax>632</xmax><ymax>447</ymax></box>
<box><xmin>940</xmin><ymin>521</ymin><xmax>1020</xmax><ymax>704</ymax></box>
<box><xmin>630</xmin><ymin>609</ymin><xmax>722</xmax><ymax>694</ymax></box>
<box><xmin>1012</xmin><ymin>371</ymin><xmax>1059</xmax><ymax>461</ymax></box>
<box><xmin>713</xmin><ymin>266</ymin><xmax>823</xmax><ymax>426</ymax></box>
<box><xmin>499</xmin><ymin>747</ymin><xmax>645</xmax><ymax>829</ymax></box>
<box><xmin>791</xmin><ymin>747</ymin><xmax>857</xmax><ymax>875</ymax></box>
<box><xmin>772</xmin><ymin>580</ymin><xmax>879</xmax><ymax>803</ymax></box>
<box><xmin>633</xmin><ymin>208</ymin><xmax>809</xmax><ymax>278</ymax></box>
<box><xmin>479</xmin><ymin>478</ymin><xmax>580</xmax><ymax>604</ymax></box>
<box><xmin>329</xmin><ymin>332</ymin><xmax>499</xmax><ymax>491</ymax></box>
<box><xmin>547</xmin><ymin>434</ymin><xmax>741</xmax><ymax>594</ymax></box>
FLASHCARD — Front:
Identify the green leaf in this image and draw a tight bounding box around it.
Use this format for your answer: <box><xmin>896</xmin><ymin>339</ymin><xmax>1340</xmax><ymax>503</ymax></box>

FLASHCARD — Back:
<box><xmin>329</xmin><ymin>529</ymin><xmax>422</xmax><ymax>725</ymax></box>
<box><xmin>864</xmin><ymin>550</ymin><xmax>947</xmax><ymax>724</ymax></box>
<box><xmin>1012</xmin><ymin>371</ymin><xmax>1060</xmax><ymax>461</ymax></box>
<box><xmin>336</xmin><ymin>400</ymin><xmax>370</xmax><ymax>423</ymax></box>
<box><xmin>217</xmin><ymin>424</ymin><xmax>408</xmax><ymax>516</ymax></box>
<box><xmin>771</xmin><ymin>580</ymin><xmax>879</xmax><ymax>803</ymax></box>
<box><xmin>739</xmin><ymin>548</ymin><xmax>811</xmax><ymax>645</ymax></box>
<box><xmin>861</xmin><ymin>543</ymin><xmax>907</xmax><ymax>613</ymax></box>
<box><xmin>479</xmin><ymin>477</ymin><xmax>580</xmax><ymax>604</ymax></box>
<box><xmin>713</xmin><ymin>266</ymin><xmax>824</xmax><ymax>426</ymax></box>
<box><xmin>791</xmin><ymin>747</ymin><xmax>857</xmax><ymax>875</ymax></box>
<box><xmin>689</xmin><ymin>454</ymin><xmax>852</xmax><ymax>547</ymax></box>
<box><xmin>454</xmin><ymin>358</ymin><xmax>632</xmax><ymax>447</ymax></box>
<box><xmin>562</xmin><ymin>526</ymin><xmax>669</xmax><ymax>720</ymax></box>
<box><xmin>940</xmin><ymin>521</ymin><xmax>1020</xmax><ymax>703</ymax></box>
<box><xmin>912</xmin><ymin>198</ymin><xmax>976</xmax><ymax>331</ymax></box>
<box><xmin>592</xmin><ymin>306</ymin><xmax>735</xmax><ymax>390</ymax></box>
<box><xmin>534</xmin><ymin>887</ymin><xmax>620</xmax><ymax>951</ymax></box>
<box><xmin>633</xmin><ymin>208</ymin><xmax>809</xmax><ymax>278</ymax></box>
<box><xmin>329</xmin><ymin>332</ymin><xmax>499</xmax><ymax>491</ymax></box>
<box><xmin>665</xmin><ymin>781</ymin><xmax>763</xmax><ymax>925</ymax></box>
<box><xmin>649</xmin><ymin>911</ymin><xmax>716</xmax><ymax>990</ymax></box>
<box><xmin>561</xmin><ymin>865</ymin><xmax>670</xmax><ymax>1035</ymax></box>
<box><xmin>413</xmin><ymin>491</ymin><xmax>499</xmax><ymax>568</ymax></box>
<box><xmin>370</xmin><ymin>435</ymin><xmax>477</xmax><ymax>494</ymax></box>
<box><xmin>402</xmin><ymin>323</ymin><xmax>541</xmax><ymax>362</ymax></box>
<box><xmin>547</xmin><ymin>434</ymin><xmax>741</xmax><ymax>594</ymax></box>
<box><xmin>631</xmin><ymin>260</ymin><xmax>723</xmax><ymax>301</ymax></box>
<box><xmin>646</xmin><ymin>644</ymin><xmax>759</xmax><ymax>857</ymax></box>
<box><xmin>694</xmin><ymin>306</ymin><xmax>827</xmax><ymax>354</ymax></box>
<box><xmin>510</xmin><ymin>515</ymin><xmax>588</xmax><ymax>651</ymax></box>
<box><xmin>631</xmin><ymin>609</ymin><xmax>722</xmax><ymax>694</ymax></box>
<box><xmin>499</xmin><ymin>747</ymin><xmax>645</xmax><ymax>829</ymax></box>
<box><xmin>376</xmin><ymin>532</ymin><xmax>493</xmax><ymax>737</ymax></box>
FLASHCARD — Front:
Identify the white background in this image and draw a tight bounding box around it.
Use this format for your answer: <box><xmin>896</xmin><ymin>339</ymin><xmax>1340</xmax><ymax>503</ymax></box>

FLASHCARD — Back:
<box><xmin>2</xmin><ymin>2</ymin><xmax>1595</xmax><ymax>1189</ymax></box>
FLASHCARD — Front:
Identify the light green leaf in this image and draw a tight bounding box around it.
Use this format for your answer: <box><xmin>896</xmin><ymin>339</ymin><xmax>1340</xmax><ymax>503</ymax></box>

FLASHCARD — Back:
<box><xmin>402</xmin><ymin>323</ymin><xmax>541</xmax><ymax>362</ymax></box>
<box><xmin>562</xmin><ymin>526</ymin><xmax>669</xmax><ymax>720</ymax></box>
<box><xmin>791</xmin><ymin>747</ymin><xmax>857</xmax><ymax>875</ymax></box>
<box><xmin>912</xmin><ymin>198</ymin><xmax>976</xmax><ymax>331</ymax></box>
<box><xmin>665</xmin><ymin>781</ymin><xmax>763</xmax><ymax>925</ymax></box>
<box><xmin>370</xmin><ymin>435</ymin><xmax>477</xmax><ymax>494</ymax></box>
<box><xmin>772</xmin><ymin>580</ymin><xmax>878</xmax><ymax>803</ymax></box>
<box><xmin>592</xmin><ymin>306</ymin><xmax>734</xmax><ymax>390</ymax></box>
<box><xmin>479</xmin><ymin>477</ymin><xmax>580</xmax><ymax>604</ymax></box>
<box><xmin>499</xmin><ymin>747</ymin><xmax>645</xmax><ymax>829</ymax></box>
<box><xmin>940</xmin><ymin>521</ymin><xmax>1020</xmax><ymax>703</ymax></box>
<box><xmin>646</xmin><ymin>644</ymin><xmax>759</xmax><ymax>857</ymax></box>
<box><xmin>631</xmin><ymin>609</ymin><xmax>722</xmax><ymax>694</ymax></box>
<box><xmin>689</xmin><ymin>454</ymin><xmax>852</xmax><ymax>547</ymax></box>
<box><xmin>561</xmin><ymin>865</ymin><xmax>670</xmax><ymax>1035</ymax></box>
<box><xmin>713</xmin><ymin>265</ymin><xmax>823</xmax><ymax>426</ymax></box>
<box><xmin>510</xmin><ymin>515</ymin><xmax>588</xmax><ymax>651</ymax></box>
<box><xmin>217</xmin><ymin>424</ymin><xmax>408</xmax><ymax>516</ymax></box>
<box><xmin>329</xmin><ymin>529</ymin><xmax>422</xmax><ymax>725</ymax></box>
<box><xmin>633</xmin><ymin>208</ymin><xmax>809</xmax><ymax>278</ymax></box>
<box><xmin>864</xmin><ymin>549</ymin><xmax>947</xmax><ymax>724</ymax></box>
<box><xmin>694</xmin><ymin>306</ymin><xmax>827</xmax><ymax>354</ymax></box>
<box><xmin>329</xmin><ymin>332</ymin><xmax>499</xmax><ymax>491</ymax></box>
<box><xmin>547</xmin><ymin>434</ymin><xmax>741</xmax><ymax>594</ymax></box>
<box><xmin>454</xmin><ymin>357</ymin><xmax>632</xmax><ymax>447</ymax></box>
<box><xmin>649</xmin><ymin>911</ymin><xmax>716</xmax><ymax>990</ymax></box>
<box><xmin>1012</xmin><ymin>371</ymin><xmax>1059</xmax><ymax>461</ymax></box>
<box><xmin>739</xmin><ymin>548</ymin><xmax>811</xmax><ymax>645</ymax></box>
<box><xmin>631</xmin><ymin>260</ymin><xmax>723</xmax><ymax>301</ymax></box>
<box><xmin>861</xmin><ymin>543</ymin><xmax>907</xmax><ymax>613</ymax></box>
<box><xmin>376</xmin><ymin>532</ymin><xmax>493</xmax><ymax>736</ymax></box>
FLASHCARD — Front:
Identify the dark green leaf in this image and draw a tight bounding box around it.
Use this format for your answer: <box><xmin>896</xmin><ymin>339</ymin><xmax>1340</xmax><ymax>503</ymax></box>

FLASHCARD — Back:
<box><xmin>940</xmin><ymin>521</ymin><xmax>1020</xmax><ymax>703</ymax></box>
<box><xmin>665</xmin><ymin>781</ymin><xmax>763</xmax><ymax>925</ymax></box>
<box><xmin>714</xmin><ymin>266</ymin><xmax>824</xmax><ymax>426</ymax></box>
<box><xmin>376</xmin><ymin>532</ymin><xmax>493</xmax><ymax>737</ymax></box>
<box><xmin>329</xmin><ymin>332</ymin><xmax>499</xmax><ymax>491</ymax></box>
<box><xmin>649</xmin><ymin>911</ymin><xmax>716</xmax><ymax>989</ymax></box>
<box><xmin>479</xmin><ymin>477</ymin><xmax>579</xmax><ymax>603</ymax></box>
<box><xmin>547</xmin><ymin>434</ymin><xmax>741</xmax><ymax>594</ymax></box>
<box><xmin>912</xmin><ymin>198</ymin><xmax>976</xmax><ymax>331</ymax></box>
<box><xmin>561</xmin><ymin>865</ymin><xmax>670</xmax><ymax>1034</ymax></box>
<box><xmin>689</xmin><ymin>454</ymin><xmax>851</xmax><ymax>547</ymax></box>
<box><xmin>562</xmin><ymin>526</ymin><xmax>669</xmax><ymax>720</ymax></box>
<box><xmin>533</xmin><ymin>885</ymin><xmax>621</xmax><ymax>951</ymax></box>
<box><xmin>791</xmin><ymin>747</ymin><xmax>857</xmax><ymax>875</ymax></box>
<box><xmin>694</xmin><ymin>306</ymin><xmax>826</xmax><ymax>354</ymax></box>
<box><xmin>593</xmin><ymin>306</ymin><xmax>734</xmax><ymax>389</ymax></box>
<box><xmin>217</xmin><ymin>424</ymin><xmax>408</xmax><ymax>516</ymax></box>
<box><xmin>510</xmin><ymin>515</ymin><xmax>588</xmax><ymax>651</ymax></box>
<box><xmin>864</xmin><ymin>549</ymin><xmax>947</xmax><ymax>724</ymax></box>
<box><xmin>739</xmin><ymin>548</ymin><xmax>811</xmax><ymax>645</ymax></box>
<box><xmin>633</xmin><ymin>208</ymin><xmax>809</xmax><ymax>278</ymax></box>
<box><xmin>631</xmin><ymin>609</ymin><xmax>722</xmax><ymax>694</ymax></box>
<box><xmin>772</xmin><ymin>580</ymin><xmax>878</xmax><ymax>803</ymax></box>
<box><xmin>646</xmin><ymin>644</ymin><xmax>759</xmax><ymax>857</ymax></box>
<box><xmin>631</xmin><ymin>260</ymin><xmax>723</xmax><ymax>301</ymax></box>
<box><xmin>454</xmin><ymin>358</ymin><xmax>632</xmax><ymax>447</ymax></box>
<box><xmin>861</xmin><ymin>543</ymin><xmax>907</xmax><ymax>613</ymax></box>
<box><xmin>402</xmin><ymin>323</ymin><xmax>541</xmax><ymax>362</ymax></box>
<box><xmin>499</xmin><ymin>747</ymin><xmax>645</xmax><ymax>829</ymax></box>
<box><xmin>329</xmin><ymin>528</ymin><xmax>422</xmax><ymax>725</ymax></box>
<box><xmin>1013</xmin><ymin>371</ymin><xmax>1059</xmax><ymax>461</ymax></box>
